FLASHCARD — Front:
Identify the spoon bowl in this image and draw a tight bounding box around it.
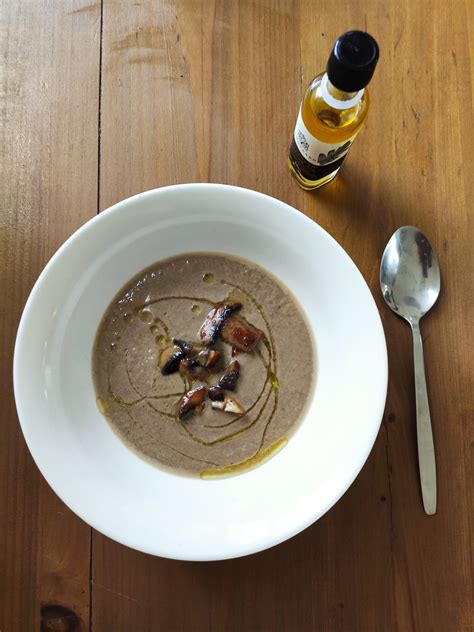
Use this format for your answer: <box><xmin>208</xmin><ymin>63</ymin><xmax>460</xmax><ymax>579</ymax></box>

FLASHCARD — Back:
<box><xmin>380</xmin><ymin>226</ymin><xmax>440</xmax><ymax>323</ymax></box>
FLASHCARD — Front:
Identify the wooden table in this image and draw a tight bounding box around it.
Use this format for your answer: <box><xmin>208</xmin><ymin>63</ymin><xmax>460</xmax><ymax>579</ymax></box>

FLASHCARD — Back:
<box><xmin>2</xmin><ymin>2</ymin><xmax>473</xmax><ymax>630</ymax></box>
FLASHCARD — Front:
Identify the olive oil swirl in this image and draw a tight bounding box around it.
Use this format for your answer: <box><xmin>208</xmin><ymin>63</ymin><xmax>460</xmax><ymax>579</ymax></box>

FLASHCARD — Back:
<box><xmin>101</xmin><ymin>283</ymin><xmax>283</xmax><ymax>473</ymax></box>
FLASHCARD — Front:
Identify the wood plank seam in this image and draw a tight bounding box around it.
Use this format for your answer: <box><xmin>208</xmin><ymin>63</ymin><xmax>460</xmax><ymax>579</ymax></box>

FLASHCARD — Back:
<box><xmin>91</xmin><ymin>2</ymin><xmax>105</xmax><ymax>631</ymax></box>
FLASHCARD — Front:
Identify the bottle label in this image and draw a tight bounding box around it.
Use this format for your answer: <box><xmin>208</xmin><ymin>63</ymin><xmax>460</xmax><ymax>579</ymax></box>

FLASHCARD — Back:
<box><xmin>293</xmin><ymin>109</ymin><xmax>357</xmax><ymax>167</ymax></box>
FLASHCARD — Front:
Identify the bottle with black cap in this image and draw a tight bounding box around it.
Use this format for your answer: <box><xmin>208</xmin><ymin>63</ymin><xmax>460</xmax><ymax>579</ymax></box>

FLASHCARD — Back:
<box><xmin>288</xmin><ymin>31</ymin><xmax>379</xmax><ymax>190</ymax></box>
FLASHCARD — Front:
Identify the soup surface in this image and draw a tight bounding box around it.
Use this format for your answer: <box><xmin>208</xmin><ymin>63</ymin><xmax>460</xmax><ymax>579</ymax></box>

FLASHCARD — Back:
<box><xmin>92</xmin><ymin>253</ymin><xmax>315</xmax><ymax>477</ymax></box>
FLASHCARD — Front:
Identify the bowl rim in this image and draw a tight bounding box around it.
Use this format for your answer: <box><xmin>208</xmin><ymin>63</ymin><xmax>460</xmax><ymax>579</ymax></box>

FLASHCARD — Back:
<box><xmin>13</xmin><ymin>183</ymin><xmax>388</xmax><ymax>560</ymax></box>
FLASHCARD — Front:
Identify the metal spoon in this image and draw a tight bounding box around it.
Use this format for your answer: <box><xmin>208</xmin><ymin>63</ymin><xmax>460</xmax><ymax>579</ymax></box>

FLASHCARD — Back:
<box><xmin>380</xmin><ymin>226</ymin><xmax>440</xmax><ymax>515</ymax></box>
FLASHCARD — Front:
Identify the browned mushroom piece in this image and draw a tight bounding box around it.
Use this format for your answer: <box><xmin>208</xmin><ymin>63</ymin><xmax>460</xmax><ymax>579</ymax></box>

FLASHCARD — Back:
<box><xmin>211</xmin><ymin>396</ymin><xmax>245</xmax><ymax>415</ymax></box>
<box><xmin>208</xmin><ymin>385</ymin><xmax>225</xmax><ymax>401</ymax></box>
<box><xmin>194</xmin><ymin>348</ymin><xmax>220</xmax><ymax>369</ymax></box>
<box><xmin>179</xmin><ymin>357</ymin><xmax>208</xmax><ymax>381</ymax></box>
<box><xmin>159</xmin><ymin>345</ymin><xmax>185</xmax><ymax>375</ymax></box>
<box><xmin>198</xmin><ymin>301</ymin><xmax>242</xmax><ymax>346</ymax></box>
<box><xmin>220</xmin><ymin>316</ymin><xmax>263</xmax><ymax>353</ymax></box>
<box><xmin>173</xmin><ymin>338</ymin><xmax>194</xmax><ymax>355</ymax></box>
<box><xmin>177</xmin><ymin>385</ymin><xmax>206</xmax><ymax>421</ymax></box>
<box><xmin>218</xmin><ymin>360</ymin><xmax>240</xmax><ymax>391</ymax></box>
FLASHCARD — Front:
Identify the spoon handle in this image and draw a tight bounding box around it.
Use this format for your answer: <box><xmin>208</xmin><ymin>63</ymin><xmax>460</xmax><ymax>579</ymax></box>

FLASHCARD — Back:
<box><xmin>410</xmin><ymin>320</ymin><xmax>437</xmax><ymax>515</ymax></box>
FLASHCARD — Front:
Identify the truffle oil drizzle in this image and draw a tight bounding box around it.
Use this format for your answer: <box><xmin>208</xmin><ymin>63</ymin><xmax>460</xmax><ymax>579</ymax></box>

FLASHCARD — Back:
<box><xmin>289</xmin><ymin>31</ymin><xmax>379</xmax><ymax>190</ymax></box>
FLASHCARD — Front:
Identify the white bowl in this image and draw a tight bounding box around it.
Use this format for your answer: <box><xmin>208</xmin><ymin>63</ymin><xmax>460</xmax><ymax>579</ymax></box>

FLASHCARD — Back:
<box><xmin>14</xmin><ymin>184</ymin><xmax>387</xmax><ymax>561</ymax></box>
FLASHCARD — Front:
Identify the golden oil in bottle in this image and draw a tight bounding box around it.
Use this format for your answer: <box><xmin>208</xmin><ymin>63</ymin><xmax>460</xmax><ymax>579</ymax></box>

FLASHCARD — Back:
<box><xmin>289</xmin><ymin>31</ymin><xmax>379</xmax><ymax>190</ymax></box>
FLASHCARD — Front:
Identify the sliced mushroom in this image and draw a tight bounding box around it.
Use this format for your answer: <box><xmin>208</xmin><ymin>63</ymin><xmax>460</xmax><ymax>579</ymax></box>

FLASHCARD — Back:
<box><xmin>208</xmin><ymin>385</ymin><xmax>225</xmax><ymax>401</ymax></box>
<box><xmin>220</xmin><ymin>316</ymin><xmax>263</xmax><ymax>353</ymax></box>
<box><xmin>179</xmin><ymin>357</ymin><xmax>207</xmax><ymax>381</ymax></box>
<box><xmin>198</xmin><ymin>301</ymin><xmax>242</xmax><ymax>346</ymax></box>
<box><xmin>177</xmin><ymin>386</ymin><xmax>206</xmax><ymax>421</ymax></box>
<box><xmin>159</xmin><ymin>345</ymin><xmax>185</xmax><ymax>375</ymax></box>
<box><xmin>173</xmin><ymin>338</ymin><xmax>194</xmax><ymax>355</ymax></box>
<box><xmin>195</xmin><ymin>348</ymin><xmax>221</xmax><ymax>368</ymax></box>
<box><xmin>211</xmin><ymin>396</ymin><xmax>245</xmax><ymax>415</ymax></box>
<box><xmin>218</xmin><ymin>360</ymin><xmax>240</xmax><ymax>391</ymax></box>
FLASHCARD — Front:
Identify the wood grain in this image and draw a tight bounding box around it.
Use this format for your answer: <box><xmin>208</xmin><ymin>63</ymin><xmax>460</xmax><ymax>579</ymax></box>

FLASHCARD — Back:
<box><xmin>0</xmin><ymin>1</ymin><xmax>100</xmax><ymax>630</ymax></box>
<box><xmin>1</xmin><ymin>0</ymin><xmax>472</xmax><ymax>630</ymax></box>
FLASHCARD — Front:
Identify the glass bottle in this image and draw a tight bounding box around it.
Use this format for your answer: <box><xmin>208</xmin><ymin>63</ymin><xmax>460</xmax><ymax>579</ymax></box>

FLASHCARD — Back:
<box><xmin>289</xmin><ymin>31</ymin><xmax>379</xmax><ymax>190</ymax></box>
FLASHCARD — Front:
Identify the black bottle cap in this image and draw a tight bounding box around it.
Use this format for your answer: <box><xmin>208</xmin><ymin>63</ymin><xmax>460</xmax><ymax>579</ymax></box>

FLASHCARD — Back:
<box><xmin>326</xmin><ymin>31</ymin><xmax>379</xmax><ymax>92</ymax></box>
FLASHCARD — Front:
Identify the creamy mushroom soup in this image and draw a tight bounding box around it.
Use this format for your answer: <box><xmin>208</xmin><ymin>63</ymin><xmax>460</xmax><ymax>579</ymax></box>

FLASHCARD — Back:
<box><xmin>93</xmin><ymin>253</ymin><xmax>315</xmax><ymax>478</ymax></box>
